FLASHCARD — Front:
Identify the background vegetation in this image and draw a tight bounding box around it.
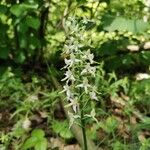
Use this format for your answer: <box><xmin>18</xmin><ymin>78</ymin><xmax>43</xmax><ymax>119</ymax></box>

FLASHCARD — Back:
<box><xmin>0</xmin><ymin>0</ymin><xmax>150</xmax><ymax>149</ymax></box>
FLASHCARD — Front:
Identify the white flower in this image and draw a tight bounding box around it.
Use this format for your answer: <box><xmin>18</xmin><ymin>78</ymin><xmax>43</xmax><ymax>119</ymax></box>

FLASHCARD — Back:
<box><xmin>90</xmin><ymin>91</ymin><xmax>98</xmax><ymax>101</ymax></box>
<box><xmin>82</xmin><ymin>49</ymin><xmax>94</xmax><ymax>64</ymax></box>
<box><xmin>82</xmin><ymin>18</ymin><xmax>88</xmax><ymax>24</ymax></box>
<box><xmin>64</xmin><ymin>44</ymin><xmax>70</xmax><ymax>54</ymax></box>
<box><xmin>71</xmin><ymin>98</ymin><xmax>79</xmax><ymax>113</ymax></box>
<box><xmin>72</xmin><ymin>41</ymin><xmax>79</xmax><ymax>52</ymax></box>
<box><xmin>61</xmin><ymin>70</ymin><xmax>75</xmax><ymax>82</ymax></box>
<box><xmin>22</xmin><ymin>118</ymin><xmax>31</xmax><ymax>130</ymax></box>
<box><xmin>61</xmin><ymin>84</ymin><xmax>73</xmax><ymax>100</ymax></box>
<box><xmin>68</xmin><ymin>111</ymin><xmax>80</xmax><ymax>128</ymax></box>
<box><xmin>69</xmin><ymin>37</ymin><xmax>75</xmax><ymax>44</ymax></box>
<box><xmin>90</xmin><ymin>109</ymin><xmax>98</xmax><ymax>123</ymax></box>
<box><xmin>70</xmin><ymin>53</ymin><xmax>81</xmax><ymax>62</ymax></box>
<box><xmin>76</xmin><ymin>77</ymin><xmax>90</xmax><ymax>94</ymax></box>
<box><xmin>64</xmin><ymin>37</ymin><xmax>77</xmax><ymax>54</ymax></box>
<box><xmin>70</xmin><ymin>45</ymin><xmax>77</xmax><ymax>52</ymax></box>
<box><xmin>65</xmin><ymin>20</ymin><xmax>71</xmax><ymax>28</ymax></box>
<box><xmin>64</xmin><ymin>58</ymin><xmax>72</xmax><ymax>68</ymax></box>
<box><xmin>85</xmin><ymin>109</ymin><xmax>98</xmax><ymax>123</ymax></box>
<box><xmin>81</xmin><ymin>63</ymin><xmax>96</xmax><ymax>77</ymax></box>
<box><xmin>65</xmin><ymin>97</ymin><xmax>79</xmax><ymax>113</ymax></box>
<box><xmin>63</xmin><ymin>53</ymin><xmax>81</xmax><ymax>69</ymax></box>
<box><xmin>71</xmin><ymin>24</ymin><xmax>79</xmax><ymax>33</ymax></box>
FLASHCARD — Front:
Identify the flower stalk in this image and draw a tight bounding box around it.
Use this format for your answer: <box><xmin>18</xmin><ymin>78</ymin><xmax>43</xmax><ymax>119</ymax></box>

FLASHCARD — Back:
<box><xmin>61</xmin><ymin>17</ymin><xmax>98</xmax><ymax>150</ymax></box>
<box><xmin>80</xmin><ymin>94</ymin><xmax>88</xmax><ymax>150</ymax></box>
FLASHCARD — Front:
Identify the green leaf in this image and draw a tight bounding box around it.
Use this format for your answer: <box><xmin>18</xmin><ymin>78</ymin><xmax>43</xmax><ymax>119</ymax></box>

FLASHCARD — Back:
<box><xmin>0</xmin><ymin>5</ymin><xmax>7</xmax><ymax>14</ymax></box>
<box><xmin>28</xmin><ymin>36</ymin><xmax>41</xmax><ymax>50</ymax></box>
<box><xmin>34</xmin><ymin>138</ymin><xmax>47</xmax><ymax>150</ymax></box>
<box><xmin>13</xmin><ymin>127</ymin><xmax>26</xmax><ymax>138</ymax></box>
<box><xmin>10</xmin><ymin>5</ymin><xmax>25</xmax><ymax>17</ymax></box>
<box><xmin>22</xmin><ymin>136</ymin><xmax>38</xmax><ymax>150</ymax></box>
<box><xmin>76</xmin><ymin>0</ymin><xmax>87</xmax><ymax>3</ymax></box>
<box><xmin>31</xmin><ymin>129</ymin><xmax>45</xmax><ymax>139</ymax></box>
<box><xmin>112</xmin><ymin>141</ymin><xmax>127</xmax><ymax>150</ymax></box>
<box><xmin>100</xmin><ymin>116</ymin><xmax>118</xmax><ymax>133</ymax></box>
<box><xmin>10</xmin><ymin>3</ymin><xmax>38</xmax><ymax>17</ymax></box>
<box><xmin>0</xmin><ymin>46</ymin><xmax>9</xmax><ymax>59</ymax></box>
<box><xmin>52</xmin><ymin>121</ymin><xmax>63</xmax><ymax>134</ymax></box>
<box><xmin>26</xmin><ymin>16</ymin><xmax>40</xmax><ymax>30</ymax></box>
<box><xmin>15</xmin><ymin>52</ymin><xmax>26</xmax><ymax>64</ymax></box>
<box><xmin>52</xmin><ymin>120</ymin><xmax>73</xmax><ymax>139</ymax></box>
<box><xmin>103</xmin><ymin>16</ymin><xmax>149</xmax><ymax>33</ymax></box>
<box><xmin>21</xmin><ymin>3</ymin><xmax>38</xmax><ymax>10</ymax></box>
<box><xmin>17</xmin><ymin>22</ymin><xmax>28</xmax><ymax>33</ymax></box>
<box><xmin>60</xmin><ymin>126</ymin><xmax>73</xmax><ymax>139</ymax></box>
<box><xmin>86</xmin><ymin>123</ymin><xmax>101</xmax><ymax>140</ymax></box>
<box><xmin>19</xmin><ymin>34</ymin><xmax>27</xmax><ymax>48</ymax></box>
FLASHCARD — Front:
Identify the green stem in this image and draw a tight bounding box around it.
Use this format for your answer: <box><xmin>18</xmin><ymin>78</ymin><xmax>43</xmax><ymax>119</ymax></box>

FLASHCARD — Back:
<box><xmin>81</xmin><ymin>112</ymin><xmax>88</xmax><ymax>150</ymax></box>
<box><xmin>78</xmin><ymin>59</ymin><xmax>88</xmax><ymax>150</ymax></box>
<box><xmin>80</xmin><ymin>102</ymin><xmax>88</xmax><ymax>150</ymax></box>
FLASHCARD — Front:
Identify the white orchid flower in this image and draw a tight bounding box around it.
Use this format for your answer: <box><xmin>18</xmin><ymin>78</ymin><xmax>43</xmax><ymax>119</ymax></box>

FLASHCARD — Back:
<box><xmin>90</xmin><ymin>91</ymin><xmax>98</xmax><ymax>101</ymax></box>
<box><xmin>63</xmin><ymin>53</ymin><xmax>81</xmax><ymax>69</ymax></box>
<box><xmin>64</xmin><ymin>44</ymin><xmax>70</xmax><ymax>54</ymax></box>
<box><xmin>82</xmin><ymin>49</ymin><xmax>94</xmax><ymax>64</ymax></box>
<box><xmin>68</xmin><ymin>111</ymin><xmax>80</xmax><ymax>128</ymax></box>
<box><xmin>61</xmin><ymin>70</ymin><xmax>75</xmax><ymax>82</ymax></box>
<box><xmin>76</xmin><ymin>77</ymin><xmax>90</xmax><ymax>94</ymax></box>
<box><xmin>81</xmin><ymin>63</ymin><xmax>96</xmax><ymax>77</ymax></box>
<box><xmin>60</xmin><ymin>84</ymin><xmax>74</xmax><ymax>100</ymax></box>
<box><xmin>65</xmin><ymin>97</ymin><xmax>79</xmax><ymax>113</ymax></box>
<box><xmin>85</xmin><ymin>109</ymin><xmax>98</xmax><ymax>123</ymax></box>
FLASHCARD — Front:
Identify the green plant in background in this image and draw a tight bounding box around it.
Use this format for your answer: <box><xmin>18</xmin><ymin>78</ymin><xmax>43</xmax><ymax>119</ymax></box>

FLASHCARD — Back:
<box><xmin>22</xmin><ymin>129</ymin><xmax>47</xmax><ymax>150</ymax></box>
<box><xmin>0</xmin><ymin>67</ymin><xmax>59</xmax><ymax>149</ymax></box>
<box><xmin>0</xmin><ymin>67</ymin><xmax>25</xmax><ymax>113</ymax></box>
<box><xmin>52</xmin><ymin>120</ymin><xmax>73</xmax><ymax>139</ymax></box>
<box><xmin>139</xmin><ymin>138</ymin><xmax>150</xmax><ymax>150</ymax></box>
<box><xmin>0</xmin><ymin>0</ymin><xmax>49</xmax><ymax>63</ymax></box>
<box><xmin>112</xmin><ymin>141</ymin><xmax>128</xmax><ymax>150</ymax></box>
<box><xmin>99</xmin><ymin>116</ymin><xmax>118</xmax><ymax>134</ymax></box>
